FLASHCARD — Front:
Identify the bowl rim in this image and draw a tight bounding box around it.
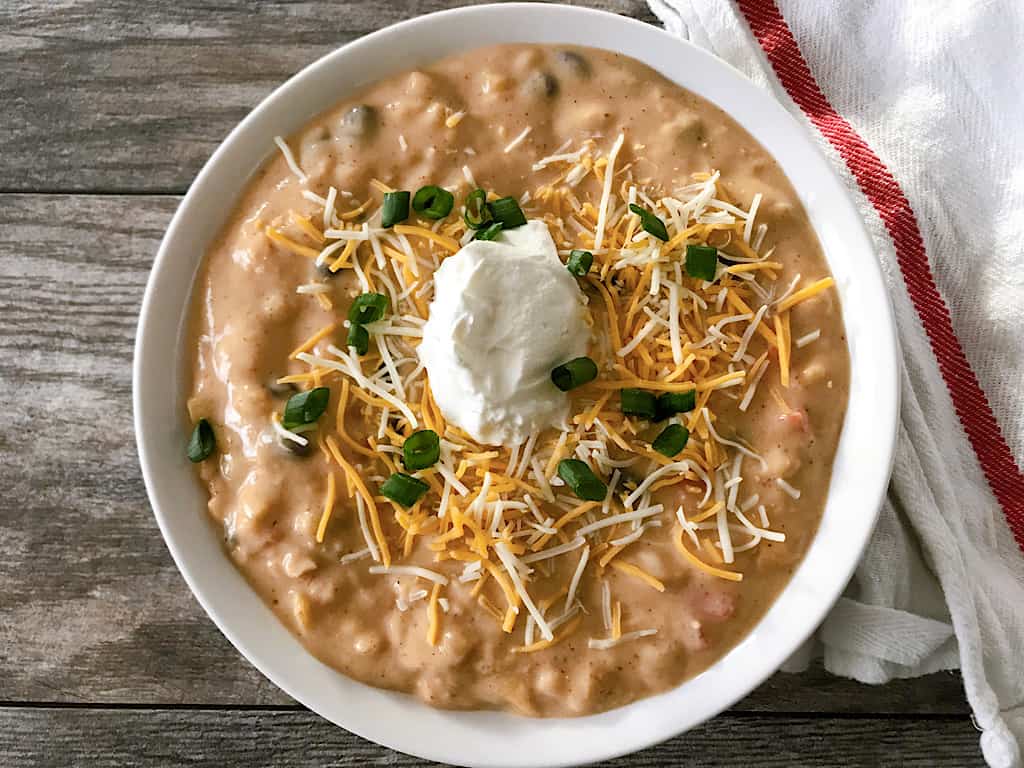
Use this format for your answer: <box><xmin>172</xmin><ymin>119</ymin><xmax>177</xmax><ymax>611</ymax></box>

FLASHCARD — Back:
<box><xmin>133</xmin><ymin>4</ymin><xmax>900</xmax><ymax>767</ymax></box>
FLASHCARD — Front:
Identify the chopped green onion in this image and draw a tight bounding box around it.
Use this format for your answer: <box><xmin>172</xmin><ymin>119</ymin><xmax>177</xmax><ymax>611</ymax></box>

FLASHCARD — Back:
<box><xmin>412</xmin><ymin>185</ymin><xmax>454</xmax><ymax>219</ymax></box>
<box><xmin>487</xmin><ymin>196</ymin><xmax>527</xmax><ymax>228</ymax></box>
<box><xmin>463</xmin><ymin>188</ymin><xmax>491</xmax><ymax>229</ymax></box>
<box><xmin>566</xmin><ymin>249</ymin><xmax>593</xmax><ymax>276</ymax></box>
<box><xmin>187</xmin><ymin>419</ymin><xmax>216</xmax><ymax>462</ymax></box>
<box><xmin>628</xmin><ymin>203</ymin><xmax>669</xmax><ymax>242</ymax></box>
<box><xmin>620</xmin><ymin>388</ymin><xmax>658</xmax><ymax>419</ymax></box>
<box><xmin>685</xmin><ymin>244</ymin><xmax>718</xmax><ymax>281</ymax></box>
<box><xmin>557</xmin><ymin>459</ymin><xmax>607</xmax><ymax>501</ymax></box>
<box><xmin>402</xmin><ymin>429</ymin><xmax>440</xmax><ymax>471</ymax></box>
<box><xmin>652</xmin><ymin>424</ymin><xmax>690</xmax><ymax>457</ymax></box>
<box><xmin>550</xmin><ymin>356</ymin><xmax>598</xmax><ymax>392</ymax></box>
<box><xmin>474</xmin><ymin>222</ymin><xmax>504</xmax><ymax>241</ymax></box>
<box><xmin>380</xmin><ymin>472</ymin><xmax>430</xmax><ymax>507</ymax></box>
<box><xmin>346</xmin><ymin>292</ymin><xmax>387</xmax><ymax>354</ymax></box>
<box><xmin>348</xmin><ymin>292</ymin><xmax>389</xmax><ymax>324</ymax></box>
<box><xmin>282</xmin><ymin>386</ymin><xmax>330</xmax><ymax>430</ymax></box>
<box><xmin>656</xmin><ymin>389</ymin><xmax>697</xmax><ymax>420</ymax></box>
<box><xmin>381</xmin><ymin>190</ymin><xmax>410</xmax><ymax>228</ymax></box>
<box><xmin>347</xmin><ymin>323</ymin><xmax>369</xmax><ymax>355</ymax></box>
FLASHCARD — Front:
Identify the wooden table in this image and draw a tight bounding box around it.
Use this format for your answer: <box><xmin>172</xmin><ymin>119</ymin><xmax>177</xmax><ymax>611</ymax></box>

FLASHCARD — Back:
<box><xmin>0</xmin><ymin>1</ymin><xmax>981</xmax><ymax>765</ymax></box>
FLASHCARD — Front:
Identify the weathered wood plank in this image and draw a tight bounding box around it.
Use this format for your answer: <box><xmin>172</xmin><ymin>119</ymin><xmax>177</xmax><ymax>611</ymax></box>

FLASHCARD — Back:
<box><xmin>0</xmin><ymin>707</ymin><xmax>984</xmax><ymax>767</ymax></box>
<box><xmin>0</xmin><ymin>193</ymin><xmax>968</xmax><ymax>713</ymax></box>
<box><xmin>0</xmin><ymin>0</ymin><xmax>656</xmax><ymax>194</ymax></box>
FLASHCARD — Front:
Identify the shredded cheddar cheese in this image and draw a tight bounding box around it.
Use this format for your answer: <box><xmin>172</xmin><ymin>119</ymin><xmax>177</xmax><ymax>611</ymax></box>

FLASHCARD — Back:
<box><xmin>266</xmin><ymin>130</ymin><xmax>830</xmax><ymax>651</ymax></box>
<box><xmin>674</xmin><ymin>528</ymin><xmax>743</xmax><ymax>582</ymax></box>
<box><xmin>265</xmin><ymin>226</ymin><xmax>319</xmax><ymax>259</ymax></box>
<box><xmin>610</xmin><ymin>560</ymin><xmax>666</xmax><ymax>593</ymax></box>
<box><xmin>392</xmin><ymin>224</ymin><xmax>460</xmax><ymax>253</ymax></box>
<box><xmin>776</xmin><ymin>276</ymin><xmax>836</xmax><ymax>313</ymax></box>
<box><xmin>511</xmin><ymin>614</ymin><xmax>583</xmax><ymax>654</ymax></box>
<box><xmin>290</xmin><ymin>321</ymin><xmax>342</xmax><ymax>360</ymax></box>
<box><xmin>315</xmin><ymin>472</ymin><xmax>337</xmax><ymax>544</ymax></box>
<box><xmin>427</xmin><ymin>583</ymin><xmax>442</xmax><ymax>646</ymax></box>
<box><xmin>325</xmin><ymin>436</ymin><xmax>391</xmax><ymax>567</ymax></box>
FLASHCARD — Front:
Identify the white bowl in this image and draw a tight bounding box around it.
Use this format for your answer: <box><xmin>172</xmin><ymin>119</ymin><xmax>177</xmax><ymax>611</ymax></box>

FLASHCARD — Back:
<box><xmin>133</xmin><ymin>4</ymin><xmax>899</xmax><ymax>766</ymax></box>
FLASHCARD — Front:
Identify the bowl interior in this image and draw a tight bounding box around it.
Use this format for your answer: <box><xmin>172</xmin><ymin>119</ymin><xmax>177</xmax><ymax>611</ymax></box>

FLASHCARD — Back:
<box><xmin>133</xmin><ymin>4</ymin><xmax>899</xmax><ymax>767</ymax></box>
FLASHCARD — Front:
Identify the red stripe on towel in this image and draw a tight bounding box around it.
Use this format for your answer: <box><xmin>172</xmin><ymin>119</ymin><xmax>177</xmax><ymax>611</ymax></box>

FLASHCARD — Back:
<box><xmin>738</xmin><ymin>0</ymin><xmax>1024</xmax><ymax>551</ymax></box>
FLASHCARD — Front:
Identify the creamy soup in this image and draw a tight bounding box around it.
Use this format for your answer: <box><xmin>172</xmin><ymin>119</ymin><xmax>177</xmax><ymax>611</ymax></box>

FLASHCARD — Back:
<box><xmin>186</xmin><ymin>44</ymin><xmax>849</xmax><ymax>717</ymax></box>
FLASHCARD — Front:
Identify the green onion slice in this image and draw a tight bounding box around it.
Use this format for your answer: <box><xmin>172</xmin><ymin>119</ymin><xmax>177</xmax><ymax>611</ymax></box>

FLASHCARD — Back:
<box><xmin>187</xmin><ymin>419</ymin><xmax>216</xmax><ymax>463</ymax></box>
<box><xmin>620</xmin><ymin>388</ymin><xmax>658</xmax><ymax>419</ymax></box>
<box><xmin>282</xmin><ymin>386</ymin><xmax>331</xmax><ymax>430</ymax></box>
<box><xmin>381</xmin><ymin>190</ymin><xmax>410</xmax><ymax>228</ymax></box>
<box><xmin>685</xmin><ymin>244</ymin><xmax>719</xmax><ymax>281</ymax></box>
<box><xmin>402</xmin><ymin>429</ymin><xmax>440</xmax><ymax>471</ymax></box>
<box><xmin>550</xmin><ymin>356</ymin><xmax>598</xmax><ymax>392</ymax></box>
<box><xmin>463</xmin><ymin>188</ymin><xmax>491</xmax><ymax>229</ymax></box>
<box><xmin>652</xmin><ymin>424</ymin><xmax>690</xmax><ymax>457</ymax></box>
<box><xmin>380</xmin><ymin>472</ymin><xmax>430</xmax><ymax>507</ymax></box>
<box><xmin>348</xmin><ymin>292</ymin><xmax>389</xmax><ymax>324</ymax></box>
<box><xmin>628</xmin><ymin>203</ymin><xmax>669</xmax><ymax>242</ymax></box>
<box><xmin>347</xmin><ymin>323</ymin><xmax>369</xmax><ymax>356</ymax></box>
<box><xmin>412</xmin><ymin>185</ymin><xmax>454</xmax><ymax>219</ymax></box>
<box><xmin>474</xmin><ymin>222</ymin><xmax>504</xmax><ymax>241</ymax></box>
<box><xmin>487</xmin><ymin>196</ymin><xmax>527</xmax><ymax>229</ymax></box>
<box><xmin>557</xmin><ymin>459</ymin><xmax>607</xmax><ymax>501</ymax></box>
<box><xmin>566</xmin><ymin>249</ymin><xmax>593</xmax><ymax>276</ymax></box>
<box><xmin>656</xmin><ymin>389</ymin><xmax>697</xmax><ymax>420</ymax></box>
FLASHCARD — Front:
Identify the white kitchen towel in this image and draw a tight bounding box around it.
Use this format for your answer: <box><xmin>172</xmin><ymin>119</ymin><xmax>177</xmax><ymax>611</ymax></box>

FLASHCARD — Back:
<box><xmin>645</xmin><ymin>1</ymin><xmax>1024</xmax><ymax>765</ymax></box>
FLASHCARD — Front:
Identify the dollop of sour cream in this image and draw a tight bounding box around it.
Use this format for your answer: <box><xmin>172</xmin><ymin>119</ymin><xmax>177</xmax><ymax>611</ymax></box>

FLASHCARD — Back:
<box><xmin>419</xmin><ymin>220</ymin><xmax>590</xmax><ymax>446</ymax></box>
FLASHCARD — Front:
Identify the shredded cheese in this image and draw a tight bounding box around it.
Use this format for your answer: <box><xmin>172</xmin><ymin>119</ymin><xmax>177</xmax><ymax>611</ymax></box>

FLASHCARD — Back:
<box><xmin>564</xmin><ymin>545</ymin><xmax>590</xmax><ymax>613</ymax></box>
<box><xmin>588</xmin><ymin>629</ymin><xmax>657</xmax><ymax>650</ymax></box>
<box><xmin>610</xmin><ymin>560</ymin><xmax>665</xmax><ymax>592</ymax></box>
<box><xmin>273</xmin><ymin>135</ymin><xmax>308</xmax><ymax>184</ymax></box>
<box><xmin>369</xmin><ymin>564</ymin><xmax>449</xmax><ymax>585</ymax></box>
<box><xmin>504</xmin><ymin>126</ymin><xmax>533</xmax><ymax>154</ymax></box>
<box><xmin>495</xmin><ymin>543</ymin><xmax>553</xmax><ymax>641</ymax></box>
<box><xmin>776</xmin><ymin>477</ymin><xmax>802</xmax><ymax>500</ymax></box>
<box><xmin>593</xmin><ymin>133</ymin><xmax>625</xmax><ymax>251</ymax></box>
<box><xmin>426</xmin><ymin>583</ymin><xmax>442</xmax><ymax>645</ymax></box>
<box><xmin>315</xmin><ymin>472</ymin><xmax>337</xmax><ymax>543</ymax></box>
<box><xmin>776</xmin><ymin>276</ymin><xmax>836</xmax><ymax>313</ymax></box>
<box><xmin>795</xmin><ymin>328</ymin><xmax>821</xmax><ymax>348</ymax></box>
<box><xmin>674</xmin><ymin>528</ymin><xmax>743</xmax><ymax>582</ymax></box>
<box><xmin>261</xmin><ymin>134</ymin><xmax>835</xmax><ymax>655</ymax></box>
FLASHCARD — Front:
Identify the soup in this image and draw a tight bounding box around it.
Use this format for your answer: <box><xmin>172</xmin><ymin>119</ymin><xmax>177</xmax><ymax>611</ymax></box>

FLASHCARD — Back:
<box><xmin>185</xmin><ymin>44</ymin><xmax>849</xmax><ymax>716</ymax></box>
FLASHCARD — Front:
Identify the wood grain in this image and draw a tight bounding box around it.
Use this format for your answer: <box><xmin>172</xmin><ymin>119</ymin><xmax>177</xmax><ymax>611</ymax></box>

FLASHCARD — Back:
<box><xmin>0</xmin><ymin>0</ymin><xmax>655</xmax><ymax>194</ymax></box>
<box><xmin>0</xmin><ymin>193</ymin><xmax>968</xmax><ymax>717</ymax></box>
<box><xmin>0</xmin><ymin>707</ymin><xmax>984</xmax><ymax>767</ymax></box>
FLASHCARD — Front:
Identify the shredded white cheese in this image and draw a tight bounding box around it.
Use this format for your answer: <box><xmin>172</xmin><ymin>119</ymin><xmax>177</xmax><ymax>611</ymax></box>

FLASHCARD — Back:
<box><xmin>504</xmin><ymin>126</ymin><xmax>533</xmax><ymax>154</ymax></box>
<box><xmin>273</xmin><ymin>136</ymin><xmax>308</xmax><ymax>184</ymax></box>
<box><xmin>563</xmin><ymin>545</ymin><xmax>590</xmax><ymax>614</ymax></box>
<box><xmin>494</xmin><ymin>543</ymin><xmax>553</xmax><ymax>641</ymax></box>
<box><xmin>576</xmin><ymin>505</ymin><xmax>664</xmax><ymax>538</ymax></box>
<box><xmin>795</xmin><ymin>328</ymin><xmax>821</xmax><ymax>348</ymax></box>
<box><xmin>743</xmin><ymin>192</ymin><xmax>762</xmax><ymax>244</ymax></box>
<box><xmin>520</xmin><ymin>536</ymin><xmax>586</xmax><ymax>564</ymax></box>
<box><xmin>593</xmin><ymin>133</ymin><xmax>625</xmax><ymax>251</ymax></box>
<box><xmin>776</xmin><ymin>477</ymin><xmax>802</xmax><ymax>500</ymax></box>
<box><xmin>339</xmin><ymin>548</ymin><xmax>371</xmax><ymax>565</ymax></box>
<box><xmin>588</xmin><ymin>629</ymin><xmax>658</xmax><ymax>650</ymax></box>
<box><xmin>369</xmin><ymin>564</ymin><xmax>449</xmax><ymax>586</ymax></box>
<box><xmin>270</xmin><ymin>414</ymin><xmax>308</xmax><ymax>447</ymax></box>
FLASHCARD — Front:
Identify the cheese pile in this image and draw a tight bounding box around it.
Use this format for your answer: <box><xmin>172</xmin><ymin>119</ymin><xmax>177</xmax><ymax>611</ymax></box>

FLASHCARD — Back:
<box><xmin>264</xmin><ymin>133</ymin><xmax>836</xmax><ymax>651</ymax></box>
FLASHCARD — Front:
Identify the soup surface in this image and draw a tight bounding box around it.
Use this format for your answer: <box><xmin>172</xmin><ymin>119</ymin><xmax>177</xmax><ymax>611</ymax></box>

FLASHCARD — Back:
<box><xmin>186</xmin><ymin>44</ymin><xmax>850</xmax><ymax>716</ymax></box>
